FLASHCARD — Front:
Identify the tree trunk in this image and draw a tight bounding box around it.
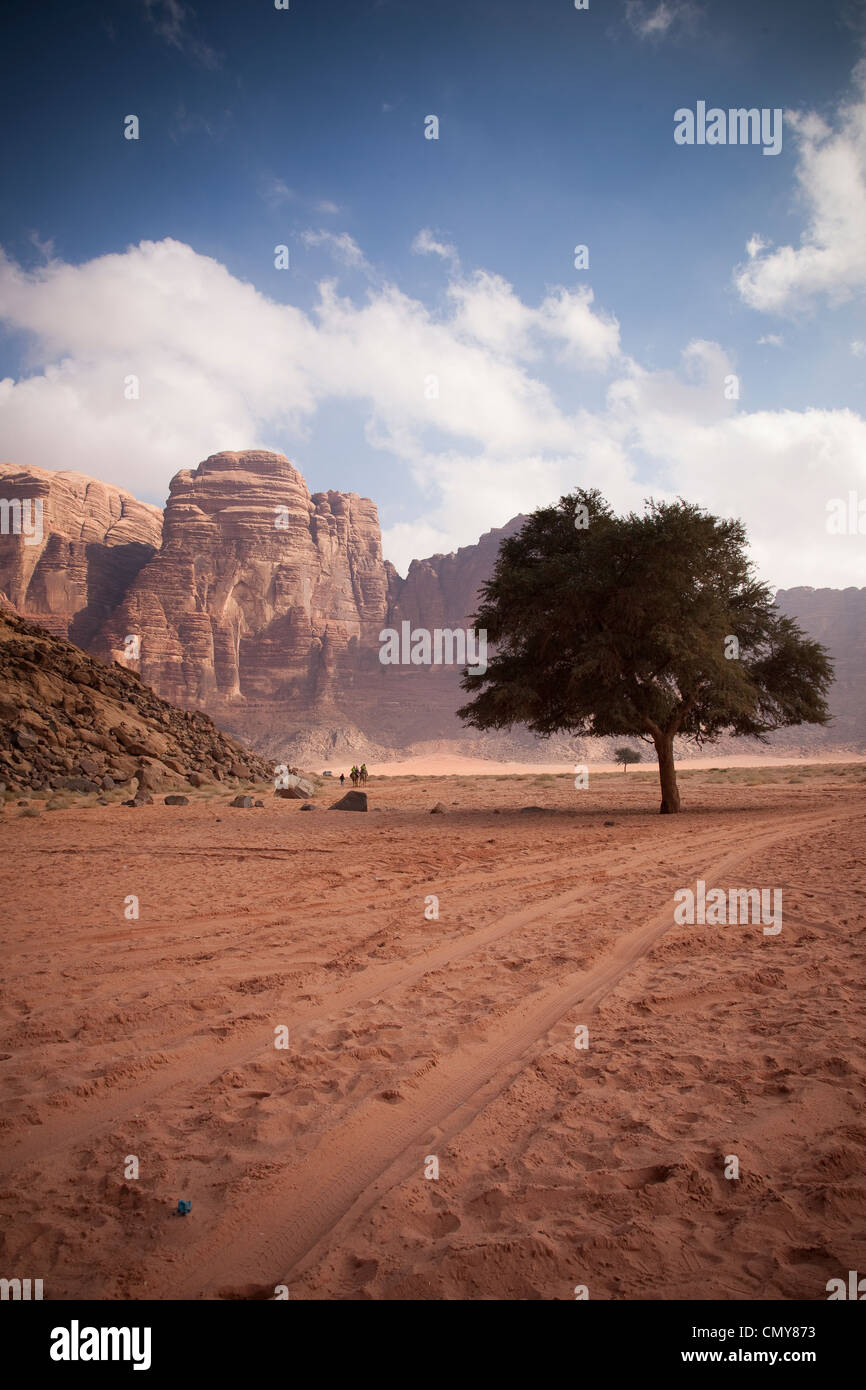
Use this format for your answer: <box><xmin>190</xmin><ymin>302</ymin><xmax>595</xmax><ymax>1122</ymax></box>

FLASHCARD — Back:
<box><xmin>654</xmin><ymin>733</ymin><xmax>680</xmax><ymax>814</ymax></box>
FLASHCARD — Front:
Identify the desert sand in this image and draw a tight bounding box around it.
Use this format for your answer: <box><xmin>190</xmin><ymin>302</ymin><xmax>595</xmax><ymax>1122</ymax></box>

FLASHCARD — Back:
<box><xmin>1</xmin><ymin>764</ymin><xmax>864</xmax><ymax>1300</ymax></box>
<box><xmin>365</xmin><ymin>753</ymin><xmax>866</xmax><ymax>778</ymax></box>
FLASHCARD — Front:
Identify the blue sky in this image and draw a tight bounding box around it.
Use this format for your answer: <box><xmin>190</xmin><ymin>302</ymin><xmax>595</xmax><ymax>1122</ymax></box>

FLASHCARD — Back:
<box><xmin>0</xmin><ymin>0</ymin><xmax>864</xmax><ymax>584</ymax></box>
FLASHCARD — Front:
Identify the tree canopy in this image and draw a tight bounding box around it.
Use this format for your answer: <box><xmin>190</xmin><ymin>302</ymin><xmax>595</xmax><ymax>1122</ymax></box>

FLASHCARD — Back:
<box><xmin>458</xmin><ymin>491</ymin><xmax>834</xmax><ymax>812</ymax></box>
<box><xmin>614</xmin><ymin>746</ymin><xmax>642</xmax><ymax>769</ymax></box>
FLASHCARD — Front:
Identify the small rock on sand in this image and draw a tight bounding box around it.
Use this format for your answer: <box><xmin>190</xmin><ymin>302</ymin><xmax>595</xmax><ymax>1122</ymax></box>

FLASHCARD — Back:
<box><xmin>329</xmin><ymin>791</ymin><xmax>367</xmax><ymax>812</ymax></box>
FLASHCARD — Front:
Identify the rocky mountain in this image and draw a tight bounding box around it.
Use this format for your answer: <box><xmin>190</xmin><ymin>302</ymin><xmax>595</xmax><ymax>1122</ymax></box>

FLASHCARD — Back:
<box><xmin>91</xmin><ymin>450</ymin><xmax>393</xmax><ymax>755</ymax></box>
<box><xmin>391</xmin><ymin>516</ymin><xmax>526</xmax><ymax>632</ymax></box>
<box><xmin>0</xmin><ymin>461</ymin><xmax>162</xmax><ymax>647</ymax></box>
<box><xmin>0</xmin><ymin>608</ymin><xmax>272</xmax><ymax>796</ymax></box>
<box><xmin>376</xmin><ymin>514</ymin><xmax>562</xmax><ymax>758</ymax></box>
<box><xmin>0</xmin><ymin>451</ymin><xmax>863</xmax><ymax>761</ymax></box>
<box><xmin>774</xmin><ymin>586</ymin><xmax>866</xmax><ymax>751</ymax></box>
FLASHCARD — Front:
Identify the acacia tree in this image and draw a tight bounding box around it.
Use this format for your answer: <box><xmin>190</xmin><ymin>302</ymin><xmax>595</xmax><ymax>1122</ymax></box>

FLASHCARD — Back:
<box><xmin>614</xmin><ymin>746</ymin><xmax>642</xmax><ymax>771</ymax></box>
<box><xmin>458</xmin><ymin>491</ymin><xmax>833</xmax><ymax>814</ymax></box>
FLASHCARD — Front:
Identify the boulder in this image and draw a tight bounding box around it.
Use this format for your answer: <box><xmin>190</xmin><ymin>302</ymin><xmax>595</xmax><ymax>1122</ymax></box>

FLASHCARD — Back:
<box><xmin>125</xmin><ymin>739</ymin><xmax>165</xmax><ymax>760</ymax></box>
<box><xmin>135</xmin><ymin>761</ymin><xmax>166</xmax><ymax>791</ymax></box>
<box><xmin>61</xmin><ymin>775</ymin><xmax>100</xmax><ymax>794</ymax></box>
<box><xmin>230</xmin><ymin>794</ymin><xmax>253</xmax><ymax>808</ymax></box>
<box><xmin>329</xmin><ymin>790</ymin><xmax>367</xmax><ymax>812</ymax></box>
<box><xmin>164</xmin><ymin>795</ymin><xmax>190</xmax><ymax>806</ymax></box>
<box><xmin>274</xmin><ymin>774</ymin><xmax>316</xmax><ymax>800</ymax></box>
<box><xmin>108</xmin><ymin>757</ymin><xmax>138</xmax><ymax>780</ymax></box>
<box><xmin>430</xmin><ymin>802</ymin><xmax>448</xmax><ymax>814</ymax></box>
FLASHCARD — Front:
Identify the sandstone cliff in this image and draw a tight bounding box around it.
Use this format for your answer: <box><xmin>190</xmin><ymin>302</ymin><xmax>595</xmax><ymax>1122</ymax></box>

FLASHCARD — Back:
<box><xmin>374</xmin><ymin>515</ymin><xmax>558</xmax><ymax>756</ymax></box>
<box><xmin>775</xmin><ymin>587</ymin><xmax>866</xmax><ymax>751</ymax></box>
<box><xmin>390</xmin><ymin>517</ymin><xmax>527</xmax><ymax>632</ymax></box>
<box><xmin>0</xmin><ymin>454</ymin><xmax>863</xmax><ymax>762</ymax></box>
<box><xmin>0</xmin><ymin>462</ymin><xmax>162</xmax><ymax>647</ymax></box>
<box><xmin>93</xmin><ymin>451</ymin><xmax>390</xmax><ymax>750</ymax></box>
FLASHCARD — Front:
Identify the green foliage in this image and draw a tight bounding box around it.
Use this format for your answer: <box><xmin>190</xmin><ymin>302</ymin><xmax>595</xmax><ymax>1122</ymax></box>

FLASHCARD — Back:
<box><xmin>614</xmin><ymin>746</ymin><xmax>642</xmax><ymax>767</ymax></box>
<box><xmin>459</xmin><ymin>491</ymin><xmax>834</xmax><ymax>757</ymax></box>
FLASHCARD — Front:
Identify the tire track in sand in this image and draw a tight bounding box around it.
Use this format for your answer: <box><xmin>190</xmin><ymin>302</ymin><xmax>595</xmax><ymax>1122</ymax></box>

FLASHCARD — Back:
<box><xmin>0</xmin><ymin>815</ymin><xmax>738</xmax><ymax>1171</ymax></box>
<box><xmin>160</xmin><ymin>807</ymin><xmax>854</xmax><ymax>1298</ymax></box>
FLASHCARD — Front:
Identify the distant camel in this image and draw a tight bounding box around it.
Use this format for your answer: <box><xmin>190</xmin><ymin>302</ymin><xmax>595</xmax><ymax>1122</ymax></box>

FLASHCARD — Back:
<box><xmin>350</xmin><ymin>767</ymin><xmax>360</xmax><ymax>788</ymax></box>
<box><xmin>359</xmin><ymin>765</ymin><xmax>368</xmax><ymax>785</ymax></box>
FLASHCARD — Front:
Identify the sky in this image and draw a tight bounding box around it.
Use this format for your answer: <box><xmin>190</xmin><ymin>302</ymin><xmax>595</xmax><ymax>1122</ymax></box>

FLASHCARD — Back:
<box><xmin>0</xmin><ymin>0</ymin><xmax>864</xmax><ymax>585</ymax></box>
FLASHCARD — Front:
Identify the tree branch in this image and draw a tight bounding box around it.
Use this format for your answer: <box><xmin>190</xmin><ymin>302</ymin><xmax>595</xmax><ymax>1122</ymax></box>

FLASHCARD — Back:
<box><xmin>667</xmin><ymin>684</ymin><xmax>704</xmax><ymax>737</ymax></box>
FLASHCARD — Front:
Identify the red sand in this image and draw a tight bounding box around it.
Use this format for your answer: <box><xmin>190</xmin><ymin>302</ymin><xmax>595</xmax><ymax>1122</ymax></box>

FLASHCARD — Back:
<box><xmin>364</xmin><ymin>753</ymin><xmax>866</xmax><ymax>778</ymax></box>
<box><xmin>1</xmin><ymin>768</ymin><xmax>864</xmax><ymax>1300</ymax></box>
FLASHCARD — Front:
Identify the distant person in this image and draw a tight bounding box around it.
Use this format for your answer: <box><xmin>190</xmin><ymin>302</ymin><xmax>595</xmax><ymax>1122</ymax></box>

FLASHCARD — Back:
<box><xmin>339</xmin><ymin>772</ymin><xmax>345</xmax><ymax>786</ymax></box>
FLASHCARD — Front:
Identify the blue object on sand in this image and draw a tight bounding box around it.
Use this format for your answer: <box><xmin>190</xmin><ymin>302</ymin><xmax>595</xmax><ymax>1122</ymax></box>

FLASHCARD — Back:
<box><xmin>177</xmin><ymin>1199</ymin><xmax>192</xmax><ymax>1215</ymax></box>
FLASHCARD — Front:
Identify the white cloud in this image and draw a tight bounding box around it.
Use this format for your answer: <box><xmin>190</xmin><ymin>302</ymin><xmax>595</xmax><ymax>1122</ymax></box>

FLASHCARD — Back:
<box><xmin>537</xmin><ymin>285</ymin><xmax>622</xmax><ymax>370</ymax></box>
<box><xmin>0</xmin><ymin>240</ymin><xmax>619</xmax><ymax>516</ymax></box>
<box><xmin>851</xmin><ymin>339</ymin><xmax>866</xmax><ymax>356</ymax></box>
<box><xmin>301</xmin><ymin>230</ymin><xmax>370</xmax><ymax>271</ymax></box>
<box><xmin>263</xmin><ymin>179</ymin><xmax>296</xmax><ymax>206</ymax></box>
<box><xmin>624</xmin><ymin>1</ymin><xmax>697</xmax><ymax>41</ymax></box>
<box><xmin>445</xmin><ymin>271</ymin><xmax>621</xmax><ymax>370</ymax></box>
<box><xmin>0</xmin><ymin>237</ymin><xmax>862</xmax><ymax>587</ymax></box>
<box><xmin>141</xmin><ymin>0</ymin><xmax>221</xmax><ymax>69</ymax></box>
<box><xmin>603</xmin><ymin>344</ymin><xmax>866</xmax><ymax>588</ymax></box>
<box><xmin>411</xmin><ymin>228</ymin><xmax>459</xmax><ymax>263</ymax></box>
<box><xmin>26</xmin><ymin>231</ymin><xmax>55</xmax><ymax>264</ymax></box>
<box><xmin>757</xmin><ymin>334</ymin><xmax>784</xmax><ymax>347</ymax></box>
<box><xmin>734</xmin><ymin>62</ymin><xmax>866</xmax><ymax>312</ymax></box>
<box><xmin>746</xmin><ymin>234</ymin><xmax>770</xmax><ymax>259</ymax></box>
<box><xmin>262</xmin><ymin>183</ymin><xmax>341</xmax><ymax>215</ymax></box>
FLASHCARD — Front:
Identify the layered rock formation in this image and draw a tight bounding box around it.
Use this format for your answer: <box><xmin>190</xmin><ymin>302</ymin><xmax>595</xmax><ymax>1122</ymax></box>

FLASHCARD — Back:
<box><xmin>0</xmin><ymin>462</ymin><xmax>162</xmax><ymax>647</ymax></box>
<box><xmin>0</xmin><ymin>453</ymin><xmax>863</xmax><ymax>762</ymax></box>
<box><xmin>376</xmin><ymin>516</ymin><xmax>548</xmax><ymax>756</ymax></box>
<box><xmin>390</xmin><ymin>517</ymin><xmax>526</xmax><ymax>633</ymax></box>
<box><xmin>775</xmin><ymin>587</ymin><xmax>866</xmax><ymax>751</ymax></box>
<box><xmin>93</xmin><ymin>451</ymin><xmax>391</xmax><ymax>750</ymax></box>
